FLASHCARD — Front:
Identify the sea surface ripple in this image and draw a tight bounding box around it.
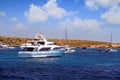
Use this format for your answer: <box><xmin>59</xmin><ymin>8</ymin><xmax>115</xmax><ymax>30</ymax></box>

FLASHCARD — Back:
<box><xmin>0</xmin><ymin>48</ymin><xmax>120</xmax><ymax>80</ymax></box>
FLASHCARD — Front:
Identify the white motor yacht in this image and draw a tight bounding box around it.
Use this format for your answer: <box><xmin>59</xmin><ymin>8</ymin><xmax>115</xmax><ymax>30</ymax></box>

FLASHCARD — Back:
<box><xmin>18</xmin><ymin>32</ymin><xmax>66</xmax><ymax>58</ymax></box>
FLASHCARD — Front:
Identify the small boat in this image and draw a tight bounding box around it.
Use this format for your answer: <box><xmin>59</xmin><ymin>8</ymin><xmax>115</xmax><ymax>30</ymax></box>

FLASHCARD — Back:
<box><xmin>18</xmin><ymin>32</ymin><xmax>66</xmax><ymax>58</ymax></box>
<box><xmin>105</xmin><ymin>48</ymin><xmax>118</xmax><ymax>52</ymax></box>
<box><xmin>0</xmin><ymin>42</ymin><xmax>15</xmax><ymax>49</ymax></box>
<box><xmin>64</xmin><ymin>45</ymin><xmax>75</xmax><ymax>53</ymax></box>
<box><xmin>0</xmin><ymin>42</ymin><xmax>8</xmax><ymax>48</ymax></box>
<box><xmin>64</xmin><ymin>47</ymin><xmax>75</xmax><ymax>53</ymax></box>
<box><xmin>64</xmin><ymin>27</ymin><xmax>75</xmax><ymax>53</ymax></box>
<box><xmin>105</xmin><ymin>32</ymin><xmax>118</xmax><ymax>52</ymax></box>
<box><xmin>82</xmin><ymin>47</ymin><xmax>87</xmax><ymax>49</ymax></box>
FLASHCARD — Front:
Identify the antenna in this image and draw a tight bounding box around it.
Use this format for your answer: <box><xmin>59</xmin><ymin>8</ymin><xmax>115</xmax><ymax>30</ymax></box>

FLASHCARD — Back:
<box><xmin>65</xmin><ymin>26</ymin><xmax>68</xmax><ymax>46</ymax></box>
<box><xmin>110</xmin><ymin>32</ymin><xmax>112</xmax><ymax>43</ymax></box>
<box><xmin>110</xmin><ymin>32</ymin><xmax>112</xmax><ymax>47</ymax></box>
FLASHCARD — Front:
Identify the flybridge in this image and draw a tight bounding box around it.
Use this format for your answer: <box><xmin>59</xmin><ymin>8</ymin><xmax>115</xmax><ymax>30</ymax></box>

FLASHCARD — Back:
<box><xmin>35</xmin><ymin>32</ymin><xmax>46</xmax><ymax>41</ymax></box>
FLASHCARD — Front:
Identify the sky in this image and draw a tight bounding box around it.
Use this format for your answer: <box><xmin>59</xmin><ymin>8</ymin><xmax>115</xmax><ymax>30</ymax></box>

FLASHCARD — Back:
<box><xmin>0</xmin><ymin>0</ymin><xmax>120</xmax><ymax>43</ymax></box>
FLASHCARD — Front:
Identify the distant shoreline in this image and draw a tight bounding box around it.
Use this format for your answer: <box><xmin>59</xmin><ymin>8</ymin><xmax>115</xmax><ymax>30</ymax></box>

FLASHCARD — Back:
<box><xmin>0</xmin><ymin>36</ymin><xmax>120</xmax><ymax>48</ymax></box>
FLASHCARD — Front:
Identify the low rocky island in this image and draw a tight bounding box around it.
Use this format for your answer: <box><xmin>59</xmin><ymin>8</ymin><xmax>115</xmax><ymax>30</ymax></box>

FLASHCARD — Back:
<box><xmin>0</xmin><ymin>36</ymin><xmax>120</xmax><ymax>48</ymax></box>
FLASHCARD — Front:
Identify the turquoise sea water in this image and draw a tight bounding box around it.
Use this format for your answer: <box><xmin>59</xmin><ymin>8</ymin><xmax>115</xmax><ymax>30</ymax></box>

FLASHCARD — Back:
<box><xmin>0</xmin><ymin>48</ymin><xmax>120</xmax><ymax>80</ymax></box>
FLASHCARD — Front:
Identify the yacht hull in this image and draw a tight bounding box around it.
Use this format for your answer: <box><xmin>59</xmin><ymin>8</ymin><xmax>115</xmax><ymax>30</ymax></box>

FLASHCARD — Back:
<box><xmin>18</xmin><ymin>49</ymin><xmax>65</xmax><ymax>58</ymax></box>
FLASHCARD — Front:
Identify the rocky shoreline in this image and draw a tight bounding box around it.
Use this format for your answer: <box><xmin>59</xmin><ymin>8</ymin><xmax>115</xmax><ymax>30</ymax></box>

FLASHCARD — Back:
<box><xmin>0</xmin><ymin>36</ymin><xmax>120</xmax><ymax>48</ymax></box>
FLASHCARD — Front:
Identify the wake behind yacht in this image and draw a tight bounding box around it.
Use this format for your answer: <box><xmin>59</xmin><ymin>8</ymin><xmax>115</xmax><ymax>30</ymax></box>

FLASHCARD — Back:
<box><xmin>18</xmin><ymin>32</ymin><xmax>66</xmax><ymax>58</ymax></box>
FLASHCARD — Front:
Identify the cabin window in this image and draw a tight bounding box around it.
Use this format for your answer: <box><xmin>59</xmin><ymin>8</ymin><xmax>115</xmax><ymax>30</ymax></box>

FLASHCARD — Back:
<box><xmin>53</xmin><ymin>47</ymin><xmax>63</xmax><ymax>50</ymax></box>
<box><xmin>47</xmin><ymin>43</ymin><xmax>54</xmax><ymax>45</ymax></box>
<box><xmin>23</xmin><ymin>47</ymin><xmax>34</xmax><ymax>52</ymax></box>
<box><xmin>39</xmin><ymin>47</ymin><xmax>51</xmax><ymax>51</ymax></box>
<box><xmin>37</xmin><ymin>42</ymin><xmax>45</xmax><ymax>45</ymax></box>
